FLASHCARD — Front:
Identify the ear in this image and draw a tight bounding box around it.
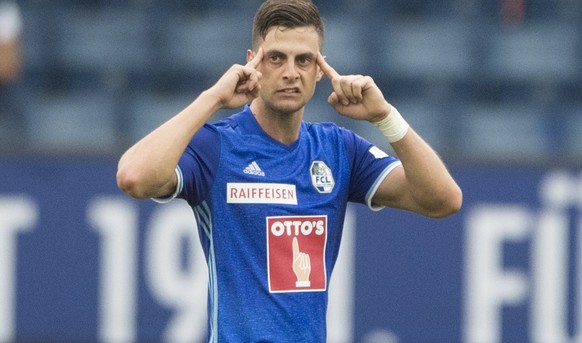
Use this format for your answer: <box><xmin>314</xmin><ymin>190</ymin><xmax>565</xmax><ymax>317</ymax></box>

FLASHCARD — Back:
<box><xmin>316</xmin><ymin>67</ymin><xmax>324</xmax><ymax>82</ymax></box>
<box><xmin>246</xmin><ymin>49</ymin><xmax>255</xmax><ymax>63</ymax></box>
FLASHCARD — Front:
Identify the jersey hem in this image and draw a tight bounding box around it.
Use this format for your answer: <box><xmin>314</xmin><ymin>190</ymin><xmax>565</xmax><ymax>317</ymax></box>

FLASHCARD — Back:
<box><xmin>151</xmin><ymin>167</ymin><xmax>183</xmax><ymax>204</ymax></box>
<box><xmin>365</xmin><ymin>160</ymin><xmax>402</xmax><ymax>211</ymax></box>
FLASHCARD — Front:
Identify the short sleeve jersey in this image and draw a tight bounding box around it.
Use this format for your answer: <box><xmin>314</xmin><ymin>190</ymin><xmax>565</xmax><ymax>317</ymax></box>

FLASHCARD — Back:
<box><xmin>173</xmin><ymin>105</ymin><xmax>401</xmax><ymax>342</ymax></box>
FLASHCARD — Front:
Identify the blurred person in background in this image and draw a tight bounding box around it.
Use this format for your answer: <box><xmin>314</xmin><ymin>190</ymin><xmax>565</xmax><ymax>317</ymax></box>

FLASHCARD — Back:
<box><xmin>117</xmin><ymin>0</ymin><xmax>462</xmax><ymax>341</ymax></box>
<box><xmin>0</xmin><ymin>0</ymin><xmax>22</xmax><ymax>145</ymax></box>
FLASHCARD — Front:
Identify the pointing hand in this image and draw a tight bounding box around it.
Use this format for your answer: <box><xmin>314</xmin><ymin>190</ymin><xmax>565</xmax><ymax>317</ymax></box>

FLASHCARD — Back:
<box><xmin>292</xmin><ymin>237</ymin><xmax>311</xmax><ymax>287</ymax></box>
<box><xmin>317</xmin><ymin>52</ymin><xmax>391</xmax><ymax>123</ymax></box>
<box><xmin>207</xmin><ymin>48</ymin><xmax>264</xmax><ymax>109</ymax></box>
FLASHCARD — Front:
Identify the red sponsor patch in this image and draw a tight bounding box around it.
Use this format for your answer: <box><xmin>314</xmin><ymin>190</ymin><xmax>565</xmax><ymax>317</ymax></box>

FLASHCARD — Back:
<box><xmin>266</xmin><ymin>215</ymin><xmax>327</xmax><ymax>292</ymax></box>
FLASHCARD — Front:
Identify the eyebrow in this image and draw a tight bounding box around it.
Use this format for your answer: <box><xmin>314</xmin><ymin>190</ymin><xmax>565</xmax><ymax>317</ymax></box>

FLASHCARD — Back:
<box><xmin>297</xmin><ymin>52</ymin><xmax>317</xmax><ymax>60</ymax></box>
<box><xmin>266</xmin><ymin>50</ymin><xmax>317</xmax><ymax>60</ymax></box>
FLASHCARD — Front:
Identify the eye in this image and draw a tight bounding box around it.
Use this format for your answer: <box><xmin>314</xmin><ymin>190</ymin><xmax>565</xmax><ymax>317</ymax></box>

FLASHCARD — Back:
<box><xmin>269</xmin><ymin>55</ymin><xmax>282</xmax><ymax>64</ymax></box>
<box><xmin>297</xmin><ymin>56</ymin><xmax>312</xmax><ymax>66</ymax></box>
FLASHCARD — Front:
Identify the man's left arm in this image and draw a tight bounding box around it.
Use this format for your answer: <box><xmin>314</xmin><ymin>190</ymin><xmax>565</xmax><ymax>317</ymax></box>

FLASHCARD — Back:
<box><xmin>317</xmin><ymin>53</ymin><xmax>462</xmax><ymax>218</ymax></box>
<box><xmin>371</xmin><ymin>122</ymin><xmax>462</xmax><ymax>218</ymax></box>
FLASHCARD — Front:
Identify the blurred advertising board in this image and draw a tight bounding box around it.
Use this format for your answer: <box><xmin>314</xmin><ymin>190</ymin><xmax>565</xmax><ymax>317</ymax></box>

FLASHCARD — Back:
<box><xmin>0</xmin><ymin>157</ymin><xmax>580</xmax><ymax>342</ymax></box>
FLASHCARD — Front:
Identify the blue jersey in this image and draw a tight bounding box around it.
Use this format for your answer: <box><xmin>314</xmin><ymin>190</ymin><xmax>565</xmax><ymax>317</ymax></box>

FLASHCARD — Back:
<box><xmin>171</xmin><ymin>105</ymin><xmax>400</xmax><ymax>342</ymax></box>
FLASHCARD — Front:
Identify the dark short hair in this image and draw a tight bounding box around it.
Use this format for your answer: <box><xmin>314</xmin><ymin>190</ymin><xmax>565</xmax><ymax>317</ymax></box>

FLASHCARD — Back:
<box><xmin>252</xmin><ymin>0</ymin><xmax>324</xmax><ymax>50</ymax></box>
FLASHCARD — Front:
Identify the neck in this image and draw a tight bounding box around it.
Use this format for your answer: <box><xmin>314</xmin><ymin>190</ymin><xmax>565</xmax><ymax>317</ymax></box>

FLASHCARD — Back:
<box><xmin>250</xmin><ymin>101</ymin><xmax>303</xmax><ymax>145</ymax></box>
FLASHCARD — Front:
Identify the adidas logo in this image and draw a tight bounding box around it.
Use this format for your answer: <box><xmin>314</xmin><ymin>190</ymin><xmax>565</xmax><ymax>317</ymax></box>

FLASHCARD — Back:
<box><xmin>243</xmin><ymin>161</ymin><xmax>265</xmax><ymax>177</ymax></box>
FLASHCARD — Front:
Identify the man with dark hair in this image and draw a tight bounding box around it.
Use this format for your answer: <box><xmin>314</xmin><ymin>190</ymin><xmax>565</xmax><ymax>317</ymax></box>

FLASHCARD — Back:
<box><xmin>117</xmin><ymin>0</ymin><xmax>462</xmax><ymax>341</ymax></box>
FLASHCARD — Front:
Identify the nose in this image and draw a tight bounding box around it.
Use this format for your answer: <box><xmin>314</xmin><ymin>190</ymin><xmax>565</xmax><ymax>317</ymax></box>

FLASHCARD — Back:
<box><xmin>283</xmin><ymin>61</ymin><xmax>299</xmax><ymax>80</ymax></box>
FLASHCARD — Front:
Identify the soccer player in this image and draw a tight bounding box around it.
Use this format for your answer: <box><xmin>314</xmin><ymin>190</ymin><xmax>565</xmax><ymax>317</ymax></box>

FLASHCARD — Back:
<box><xmin>117</xmin><ymin>0</ymin><xmax>462</xmax><ymax>341</ymax></box>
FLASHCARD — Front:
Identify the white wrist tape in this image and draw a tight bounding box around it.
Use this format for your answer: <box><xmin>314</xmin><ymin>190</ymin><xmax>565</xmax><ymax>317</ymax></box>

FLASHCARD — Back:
<box><xmin>373</xmin><ymin>105</ymin><xmax>410</xmax><ymax>143</ymax></box>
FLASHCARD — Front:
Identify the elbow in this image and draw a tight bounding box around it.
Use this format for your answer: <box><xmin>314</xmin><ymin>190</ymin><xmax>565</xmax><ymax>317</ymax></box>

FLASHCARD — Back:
<box><xmin>425</xmin><ymin>185</ymin><xmax>463</xmax><ymax>219</ymax></box>
<box><xmin>436</xmin><ymin>187</ymin><xmax>463</xmax><ymax>218</ymax></box>
<box><xmin>116</xmin><ymin>167</ymin><xmax>150</xmax><ymax>199</ymax></box>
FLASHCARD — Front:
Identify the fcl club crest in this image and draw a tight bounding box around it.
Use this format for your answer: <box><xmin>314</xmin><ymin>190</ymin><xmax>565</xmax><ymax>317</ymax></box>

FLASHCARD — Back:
<box><xmin>310</xmin><ymin>161</ymin><xmax>335</xmax><ymax>194</ymax></box>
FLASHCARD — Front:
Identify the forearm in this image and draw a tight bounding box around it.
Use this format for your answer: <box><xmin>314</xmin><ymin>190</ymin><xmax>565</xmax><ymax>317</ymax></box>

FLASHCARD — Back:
<box><xmin>390</xmin><ymin>129</ymin><xmax>462</xmax><ymax>217</ymax></box>
<box><xmin>117</xmin><ymin>91</ymin><xmax>222</xmax><ymax>199</ymax></box>
<box><xmin>370</xmin><ymin>105</ymin><xmax>462</xmax><ymax>217</ymax></box>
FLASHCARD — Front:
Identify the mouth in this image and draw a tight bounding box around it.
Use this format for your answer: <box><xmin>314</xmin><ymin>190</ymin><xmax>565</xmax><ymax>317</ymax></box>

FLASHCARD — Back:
<box><xmin>277</xmin><ymin>87</ymin><xmax>300</xmax><ymax>94</ymax></box>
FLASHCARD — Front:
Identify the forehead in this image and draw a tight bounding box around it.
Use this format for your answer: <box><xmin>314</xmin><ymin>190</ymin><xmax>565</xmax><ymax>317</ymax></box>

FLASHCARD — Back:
<box><xmin>259</xmin><ymin>26</ymin><xmax>321</xmax><ymax>54</ymax></box>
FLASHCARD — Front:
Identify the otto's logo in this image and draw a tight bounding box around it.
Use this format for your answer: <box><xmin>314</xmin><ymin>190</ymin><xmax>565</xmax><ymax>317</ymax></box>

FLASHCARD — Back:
<box><xmin>310</xmin><ymin>161</ymin><xmax>334</xmax><ymax>194</ymax></box>
<box><xmin>266</xmin><ymin>215</ymin><xmax>328</xmax><ymax>293</ymax></box>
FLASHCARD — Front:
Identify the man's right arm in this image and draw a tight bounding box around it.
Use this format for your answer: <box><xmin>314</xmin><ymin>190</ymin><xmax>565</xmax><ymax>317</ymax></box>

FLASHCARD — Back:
<box><xmin>116</xmin><ymin>91</ymin><xmax>223</xmax><ymax>199</ymax></box>
<box><xmin>116</xmin><ymin>49</ymin><xmax>264</xmax><ymax>199</ymax></box>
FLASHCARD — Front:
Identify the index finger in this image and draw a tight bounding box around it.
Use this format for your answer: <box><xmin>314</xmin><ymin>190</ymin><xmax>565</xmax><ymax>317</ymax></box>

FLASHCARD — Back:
<box><xmin>246</xmin><ymin>48</ymin><xmax>264</xmax><ymax>69</ymax></box>
<box><xmin>317</xmin><ymin>52</ymin><xmax>340</xmax><ymax>80</ymax></box>
<box><xmin>292</xmin><ymin>237</ymin><xmax>299</xmax><ymax>258</ymax></box>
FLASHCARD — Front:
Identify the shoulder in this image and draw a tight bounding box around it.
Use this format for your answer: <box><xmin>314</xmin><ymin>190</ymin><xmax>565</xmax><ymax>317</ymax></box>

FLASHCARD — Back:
<box><xmin>196</xmin><ymin>112</ymin><xmax>241</xmax><ymax>139</ymax></box>
<box><xmin>304</xmin><ymin>121</ymin><xmax>365</xmax><ymax>146</ymax></box>
<box><xmin>304</xmin><ymin>120</ymin><xmax>340</xmax><ymax>130</ymax></box>
<box><xmin>208</xmin><ymin>107</ymin><xmax>256</xmax><ymax>135</ymax></box>
<box><xmin>192</xmin><ymin>123</ymin><xmax>220</xmax><ymax>143</ymax></box>
<box><xmin>303</xmin><ymin>120</ymin><xmax>348</xmax><ymax>138</ymax></box>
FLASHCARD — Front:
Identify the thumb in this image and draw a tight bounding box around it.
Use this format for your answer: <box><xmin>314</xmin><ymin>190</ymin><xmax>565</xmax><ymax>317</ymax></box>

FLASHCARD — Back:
<box><xmin>327</xmin><ymin>92</ymin><xmax>339</xmax><ymax>106</ymax></box>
